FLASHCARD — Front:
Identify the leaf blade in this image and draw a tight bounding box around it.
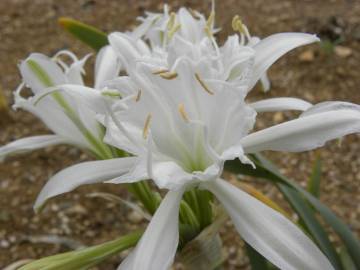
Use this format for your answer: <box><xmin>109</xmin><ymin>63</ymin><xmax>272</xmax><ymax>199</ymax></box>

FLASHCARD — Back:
<box><xmin>307</xmin><ymin>156</ymin><xmax>322</xmax><ymax>197</ymax></box>
<box><xmin>58</xmin><ymin>17</ymin><xmax>108</xmax><ymax>51</ymax></box>
<box><xmin>224</xmin><ymin>154</ymin><xmax>360</xmax><ymax>268</ymax></box>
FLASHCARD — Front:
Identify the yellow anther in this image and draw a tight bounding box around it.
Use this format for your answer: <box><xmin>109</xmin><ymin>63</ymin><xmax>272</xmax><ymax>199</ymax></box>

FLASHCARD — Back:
<box><xmin>168</xmin><ymin>23</ymin><xmax>181</xmax><ymax>39</ymax></box>
<box><xmin>159</xmin><ymin>71</ymin><xmax>178</xmax><ymax>80</ymax></box>
<box><xmin>178</xmin><ymin>103</ymin><xmax>189</xmax><ymax>122</ymax></box>
<box><xmin>167</xmin><ymin>12</ymin><xmax>176</xmax><ymax>30</ymax></box>
<box><xmin>204</xmin><ymin>25</ymin><xmax>213</xmax><ymax>38</ymax></box>
<box><xmin>142</xmin><ymin>113</ymin><xmax>152</xmax><ymax>139</ymax></box>
<box><xmin>102</xmin><ymin>90</ymin><xmax>121</xmax><ymax>98</ymax></box>
<box><xmin>206</xmin><ymin>11</ymin><xmax>215</xmax><ymax>29</ymax></box>
<box><xmin>153</xmin><ymin>69</ymin><xmax>169</xmax><ymax>75</ymax></box>
<box><xmin>232</xmin><ymin>15</ymin><xmax>245</xmax><ymax>34</ymax></box>
<box><xmin>195</xmin><ymin>73</ymin><xmax>214</xmax><ymax>95</ymax></box>
<box><xmin>188</xmin><ymin>8</ymin><xmax>200</xmax><ymax>20</ymax></box>
<box><xmin>135</xmin><ymin>90</ymin><xmax>142</xmax><ymax>102</ymax></box>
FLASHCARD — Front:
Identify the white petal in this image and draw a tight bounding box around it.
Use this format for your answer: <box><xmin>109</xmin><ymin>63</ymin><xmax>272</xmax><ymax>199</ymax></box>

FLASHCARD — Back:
<box><xmin>118</xmin><ymin>188</ymin><xmax>185</xmax><ymax>270</ymax></box>
<box><xmin>249</xmin><ymin>33</ymin><xmax>319</xmax><ymax>90</ymax></box>
<box><xmin>95</xmin><ymin>45</ymin><xmax>121</xmax><ymax>89</ymax></box>
<box><xmin>32</xmin><ymin>84</ymin><xmax>109</xmax><ymax>114</ymax></box>
<box><xmin>109</xmin><ymin>33</ymin><xmax>142</xmax><ymax>69</ymax></box>
<box><xmin>34</xmin><ymin>157</ymin><xmax>136</xmax><ymax>211</ymax></box>
<box><xmin>260</xmin><ymin>73</ymin><xmax>271</xmax><ymax>92</ymax></box>
<box><xmin>65</xmin><ymin>53</ymin><xmax>91</xmax><ymax>85</ymax></box>
<box><xmin>241</xmin><ymin>109</ymin><xmax>360</xmax><ymax>153</ymax></box>
<box><xmin>152</xmin><ymin>161</ymin><xmax>193</xmax><ymax>189</ymax></box>
<box><xmin>20</xmin><ymin>53</ymin><xmax>66</xmax><ymax>93</ymax></box>
<box><xmin>0</xmin><ymin>135</ymin><xmax>67</xmax><ymax>161</ymax></box>
<box><xmin>250</xmin><ymin>97</ymin><xmax>312</xmax><ymax>113</ymax></box>
<box><xmin>203</xmin><ymin>179</ymin><xmax>334</xmax><ymax>270</ymax></box>
<box><xmin>301</xmin><ymin>101</ymin><xmax>360</xmax><ymax>117</ymax></box>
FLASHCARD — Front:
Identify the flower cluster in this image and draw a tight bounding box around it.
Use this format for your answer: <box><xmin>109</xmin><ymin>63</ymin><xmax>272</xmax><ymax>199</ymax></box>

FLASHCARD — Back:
<box><xmin>2</xmin><ymin>4</ymin><xmax>360</xmax><ymax>270</ymax></box>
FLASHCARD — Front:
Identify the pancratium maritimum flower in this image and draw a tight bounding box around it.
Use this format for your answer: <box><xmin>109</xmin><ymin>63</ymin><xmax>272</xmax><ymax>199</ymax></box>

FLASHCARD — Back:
<box><xmin>130</xmin><ymin>3</ymin><xmax>217</xmax><ymax>49</ymax></box>
<box><xmin>29</xmin><ymin>19</ymin><xmax>360</xmax><ymax>268</ymax></box>
<box><xmin>0</xmin><ymin>46</ymin><xmax>120</xmax><ymax>160</ymax></box>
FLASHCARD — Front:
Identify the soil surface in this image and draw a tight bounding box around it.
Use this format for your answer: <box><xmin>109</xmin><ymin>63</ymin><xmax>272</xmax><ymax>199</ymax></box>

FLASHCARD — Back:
<box><xmin>0</xmin><ymin>0</ymin><xmax>359</xmax><ymax>269</ymax></box>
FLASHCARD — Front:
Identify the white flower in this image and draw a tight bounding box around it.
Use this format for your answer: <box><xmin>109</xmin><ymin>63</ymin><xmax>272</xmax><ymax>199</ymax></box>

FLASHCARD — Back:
<box><xmin>0</xmin><ymin>46</ymin><xmax>121</xmax><ymax>160</ymax></box>
<box><xmin>30</xmin><ymin>28</ymin><xmax>360</xmax><ymax>269</ymax></box>
<box><xmin>130</xmin><ymin>4</ymin><xmax>217</xmax><ymax>49</ymax></box>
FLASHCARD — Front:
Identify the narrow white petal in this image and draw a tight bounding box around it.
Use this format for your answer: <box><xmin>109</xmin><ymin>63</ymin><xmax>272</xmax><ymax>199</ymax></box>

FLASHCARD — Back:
<box><xmin>241</xmin><ymin>109</ymin><xmax>360</xmax><ymax>153</ymax></box>
<box><xmin>95</xmin><ymin>45</ymin><xmax>121</xmax><ymax>89</ymax></box>
<box><xmin>108</xmin><ymin>33</ymin><xmax>142</xmax><ymax>69</ymax></box>
<box><xmin>250</xmin><ymin>97</ymin><xmax>312</xmax><ymax>113</ymax></box>
<box><xmin>249</xmin><ymin>33</ymin><xmax>319</xmax><ymax>90</ymax></box>
<box><xmin>34</xmin><ymin>157</ymin><xmax>136</xmax><ymax>211</ymax></box>
<box><xmin>19</xmin><ymin>53</ymin><xmax>66</xmax><ymax>93</ymax></box>
<box><xmin>119</xmin><ymin>188</ymin><xmax>185</xmax><ymax>270</ymax></box>
<box><xmin>65</xmin><ymin>53</ymin><xmax>91</xmax><ymax>85</ymax></box>
<box><xmin>32</xmin><ymin>84</ymin><xmax>109</xmax><ymax>114</ymax></box>
<box><xmin>0</xmin><ymin>135</ymin><xmax>67</xmax><ymax>161</ymax></box>
<box><xmin>301</xmin><ymin>101</ymin><xmax>360</xmax><ymax>117</ymax></box>
<box><xmin>260</xmin><ymin>73</ymin><xmax>271</xmax><ymax>92</ymax></box>
<box><xmin>204</xmin><ymin>179</ymin><xmax>334</xmax><ymax>270</ymax></box>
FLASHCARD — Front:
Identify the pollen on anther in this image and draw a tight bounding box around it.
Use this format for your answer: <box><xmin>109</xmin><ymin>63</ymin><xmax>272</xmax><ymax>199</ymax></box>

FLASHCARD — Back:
<box><xmin>159</xmin><ymin>71</ymin><xmax>178</xmax><ymax>80</ymax></box>
<box><xmin>153</xmin><ymin>69</ymin><xmax>169</xmax><ymax>75</ymax></box>
<box><xmin>167</xmin><ymin>12</ymin><xmax>176</xmax><ymax>30</ymax></box>
<box><xmin>188</xmin><ymin>8</ymin><xmax>201</xmax><ymax>20</ymax></box>
<box><xmin>178</xmin><ymin>103</ymin><xmax>189</xmax><ymax>122</ymax></box>
<box><xmin>195</xmin><ymin>73</ymin><xmax>214</xmax><ymax>95</ymax></box>
<box><xmin>143</xmin><ymin>113</ymin><xmax>152</xmax><ymax>139</ymax></box>
<box><xmin>135</xmin><ymin>90</ymin><xmax>142</xmax><ymax>102</ymax></box>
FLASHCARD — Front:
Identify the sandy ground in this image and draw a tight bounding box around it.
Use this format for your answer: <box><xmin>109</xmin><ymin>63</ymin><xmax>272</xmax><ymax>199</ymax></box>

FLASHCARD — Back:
<box><xmin>0</xmin><ymin>0</ymin><xmax>360</xmax><ymax>269</ymax></box>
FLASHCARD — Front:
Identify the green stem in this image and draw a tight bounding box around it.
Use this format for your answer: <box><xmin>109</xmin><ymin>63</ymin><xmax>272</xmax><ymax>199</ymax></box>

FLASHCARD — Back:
<box><xmin>126</xmin><ymin>181</ymin><xmax>161</xmax><ymax>215</ymax></box>
<box><xmin>184</xmin><ymin>188</ymin><xmax>213</xmax><ymax>229</ymax></box>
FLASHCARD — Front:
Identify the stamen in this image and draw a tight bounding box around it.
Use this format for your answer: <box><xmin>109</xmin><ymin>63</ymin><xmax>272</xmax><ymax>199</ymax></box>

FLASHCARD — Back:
<box><xmin>204</xmin><ymin>25</ymin><xmax>213</xmax><ymax>38</ymax></box>
<box><xmin>168</xmin><ymin>23</ymin><xmax>181</xmax><ymax>39</ymax></box>
<box><xmin>178</xmin><ymin>103</ymin><xmax>189</xmax><ymax>122</ymax></box>
<box><xmin>232</xmin><ymin>15</ymin><xmax>251</xmax><ymax>40</ymax></box>
<box><xmin>152</xmin><ymin>69</ymin><xmax>169</xmax><ymax>75</ymax></box>
<box><xmin>232</xmin><ymin>15</ymin><xmax>245</xmax><ymax>33</ymax></box>
<box><xmin>135</xmin><ymin>90</ymin><xmax>142</xmax><ymax>102</ymax></box>
<box><xmin>167</xmin><ymin>12</ymin><xmax>176</xmax><ymax>30</ymax></box>
<box><xmin>142</xmin><ymin>113</ymin><xmax>152</xmax><ymax>139</ymax></box>
<box><xmin>102</xmin><ymin>90</ymin><xmax>121</xmax><ymax>98</ymax></box>
<box><xmin>159</xmin><ymin>71</ymin><xmax>178</xmax><ymax>80</ymax></box>
<box><xmin>206</xmin><ymin>11</ymin><xmax>215</xmax><ymax>29</ymax></box>
<box><xmin>188</xmin><ymin>8</ymin><xmax>201</xmax><ymax>20</ymax></box>
<box><xmin>195</xmin><ymin>73</ymin><xmax>214</xmax><ymax>95</ymax></box>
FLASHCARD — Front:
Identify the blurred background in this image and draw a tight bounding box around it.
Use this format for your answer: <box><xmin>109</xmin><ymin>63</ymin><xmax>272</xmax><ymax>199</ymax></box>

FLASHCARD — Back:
<box><xmin>0</xmin><ymin>0</ymin><xmax>359</xmax><ymax>269</ymax></box>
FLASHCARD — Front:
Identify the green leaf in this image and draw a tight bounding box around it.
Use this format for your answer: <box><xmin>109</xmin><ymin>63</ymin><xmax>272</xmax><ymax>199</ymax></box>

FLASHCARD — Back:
<box><xmin>19</xmin><ymin>230</ymin><xmax>142</xmax><ymax>270</ymax></box>
<box><xmin>307</xmin><ymin>156</ymin><xmax>322</xmax><ymax>197</ymax></box>
<box><xmin>339</xmin><ymin>246</ymin><xmax>357</xmax><ymax>270</ymax></box>
<box><xmin>224</xmin><ymin>154</ymin><xmax>360</xmax><ymax>268</ymax></box>
<box><xmin>276</xmin><ymin>183</ymin><xmax>342</xmax><ymax>269</ymax></box>
<box><xmin>245</xmin><ymin>243</ymin><xmax>270</xmax><ymax>270</ymax></box>
<box><xmin>58</xmin><ymin>17</ymin><xmax>108</xmax><ymax>51</ymax></box>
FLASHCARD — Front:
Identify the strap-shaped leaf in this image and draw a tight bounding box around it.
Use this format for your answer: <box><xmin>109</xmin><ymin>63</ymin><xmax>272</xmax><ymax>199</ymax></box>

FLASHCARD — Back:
<box><xmin>307</xmin><ymin>156</ymin><xmax>322</xmax><ymax>197</ymax></box>
<box><xmin>245</xmin><ymin>243</ymin><xmax>271</xmax><ymax>270</ymax></box>
<box><xmin>224</xmin><ymin>154</ymin><xmax>360</xmax><ymax>268</ymax></box>
<box><xmin>277</xmin><ymin>183</ymin><xmax>342</xmax><ymax>269</ymax></box>
<box><xmin>58</xmin><ymin>17</ymin><xmax>108</xmax><ymax>51</ymax></box>
<box><xmin>339</xmin><ymin>246</ymin><xmax>357</xmax><ymax>270</ymax></box>
<box><xmin>19</xmin><ymin>230</ymin><xmax>142</xmax><ymax>270</ymax></box>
